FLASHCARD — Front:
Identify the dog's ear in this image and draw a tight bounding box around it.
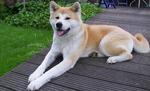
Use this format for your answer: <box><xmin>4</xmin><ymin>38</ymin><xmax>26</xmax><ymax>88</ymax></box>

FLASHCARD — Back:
<box><xmin>50</xmin><ymin>1</ymin><xmax>60</xmax><ymax>14</ymax></box>
<box><xmin>70</xmin><ymin>2</ymin><xmax>81</xmax><ymax>13</ymax></box>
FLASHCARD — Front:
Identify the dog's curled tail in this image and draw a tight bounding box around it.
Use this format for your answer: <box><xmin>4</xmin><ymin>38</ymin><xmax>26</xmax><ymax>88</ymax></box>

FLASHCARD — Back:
<box><xmin>133</xmin><ymin>33</ymin><xmax>150</xmax><ymax>53</ymax></box>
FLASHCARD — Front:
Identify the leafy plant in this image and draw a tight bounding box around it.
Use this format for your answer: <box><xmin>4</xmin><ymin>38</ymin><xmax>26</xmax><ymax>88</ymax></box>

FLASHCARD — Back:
<box><xmin>81</xmin><ymin>3</ymin><xmax>101</xmax><ymax>20</ymax></box>
<box><xmin>3</xmin><ymin>1</ymin><xmax>101</xmax><ymax>30</ymax></box>
<box><xmin>4</xmin><ymin>1</ymin><xmax>50</xmax><ymax>30</ymax></box>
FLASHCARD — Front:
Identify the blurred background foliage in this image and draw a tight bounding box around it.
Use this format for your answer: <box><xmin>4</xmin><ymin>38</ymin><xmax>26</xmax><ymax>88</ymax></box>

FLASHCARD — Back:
<box><xmin>0</xmin><ymin>0</ymin><xmax>101</xmax><ymax>30</ymax></box>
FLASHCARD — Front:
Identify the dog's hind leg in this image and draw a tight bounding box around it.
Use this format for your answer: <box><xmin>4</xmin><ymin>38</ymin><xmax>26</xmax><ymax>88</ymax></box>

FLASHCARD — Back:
<box><xmin>99</xmin><ymin>32</ymin><xmax>134</xmax><ymax>63</ymax></box>
<box><xmin>103</xmin><ymin>44</ymin><xmax>133</xmax><ymax>63</ymax></box>
<box><xmin>107</xmin><ymin>50</ymin><xmax>133</xmax><ymax>63</ymax></box>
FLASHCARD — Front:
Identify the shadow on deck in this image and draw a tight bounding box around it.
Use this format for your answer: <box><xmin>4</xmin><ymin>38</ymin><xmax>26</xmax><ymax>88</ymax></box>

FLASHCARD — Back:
<box><xmin>0</xmin><ymin>7</ymin><xmax>150</xmax><ymax>91</ymax></box>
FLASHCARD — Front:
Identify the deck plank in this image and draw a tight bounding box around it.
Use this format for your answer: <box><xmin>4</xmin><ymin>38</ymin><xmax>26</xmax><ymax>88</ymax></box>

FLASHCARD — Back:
<box><xmin>0</xmin><ymin>86</ymin><xmax>13</xmax><ymax>91</ymax></box>
<box><xmin>26</xmin><ymin>53</ymin><xmax>150</xmax><ymax>76</ymax></box>
<box><xmin>12</xmin><ymin>62</ymin><xmax>147</xmax><ymax>91</ymax></box>
<box><xmin>53</xmin><ymin>73</ymin><xmax>147</xmax><ymax>91</ymax></box>
<box><xmin>0</xmin><ymin>72</ymin><xmax>76</xmax><ymax>91</ymax></box>
<box><xmin>13</xmin><ymin>62</ymin><xmax>150</xmax><ymax>90</ymax></box>
<box><xmin>28</xmin><ymin>50</ymin><xmax>150</xmax><ymax>66</ymax></box>
<box><xmin>79</xmin><ymin>57</ymin><xmax>150</xmax><ymax>76</ymax></box>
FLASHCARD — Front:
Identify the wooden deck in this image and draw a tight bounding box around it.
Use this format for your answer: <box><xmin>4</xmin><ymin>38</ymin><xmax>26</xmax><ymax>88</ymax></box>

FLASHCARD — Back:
<box><xmin>0</xmin><ymin>7</ymin><xmax>150</xmax><ymax>91</ymax></box>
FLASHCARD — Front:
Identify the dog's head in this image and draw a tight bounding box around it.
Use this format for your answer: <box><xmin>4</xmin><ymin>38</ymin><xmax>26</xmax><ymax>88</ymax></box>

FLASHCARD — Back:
<box><xmin>49</xmin><ymin>1</ymin><xmax>82</xmax><ymax>37</ymax></box>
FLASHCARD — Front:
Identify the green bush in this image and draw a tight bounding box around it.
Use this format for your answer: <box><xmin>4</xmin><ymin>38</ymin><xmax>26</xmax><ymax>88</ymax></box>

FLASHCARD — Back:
<box><xmin>81</xmin><ymin>3</ymin><xmax>101</xmax><ymax>20</ymax></box>
<box><xmin>4</xmin><ymin>1</ymin><xmax>50</xmax><ymax>29</ymax></box>
<box><xmin>3</xmin><ymin>1</ymin><xmax>101</xmax><ymax>30</ymax></box>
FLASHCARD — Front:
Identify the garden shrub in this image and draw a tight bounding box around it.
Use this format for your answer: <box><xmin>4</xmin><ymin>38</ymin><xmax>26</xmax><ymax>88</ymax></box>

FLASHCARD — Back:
<box><xmin>3</xmin><ymin>0</ymin><xmax>101</xmax><ymax>30</ymax></box>
<box><xmin>81</xmin><ymin>3</ymin><xmax>101</xmax><ymax>20</ymax></box>
<box><xmin>4</xmin><ymin>1</ymin><xmax>50</xmax><ymax>29</ymax></box>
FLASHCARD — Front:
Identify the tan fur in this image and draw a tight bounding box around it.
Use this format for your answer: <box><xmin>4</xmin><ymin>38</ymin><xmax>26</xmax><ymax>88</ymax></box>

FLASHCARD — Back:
<box><xmin>83</xmin><ymin>23</ymin><xmax>149</xmax><ymax>56</ymax></box>
<box><xmin>27</xmin><ymin>2</ymin><xmax>150</xmax><ymax>90</ymax></box>
<box><xmin>50</xmin><ymin>4</ymin><xmax>150</xmax><ymax>59</ymax></box>
<box><xmin>85</xmin><ymin>25</ymin><xmax>113</xmax><ymax>49</ymax></box>
<box><xmin>83</xmin><ymin>25</ymin><xmax>124</xmax><ymax>55</ymax></box>
<box><xmin>133</xmin><ymin>33</ymin><xmax>150</xmax><ymax>53</ymax></box>
<box><xmin>51</xmin><ymin>7</ymin><xmax>81</xmax><ymax>21</ymax></box>
<box><xmin>51</xmin><ymin>5</ymin><xmax>150</xmax><ymax>57</ymax></box>
<box><xmin>49</xmin><ymin>1</ymin><xmax>150</xmax><ymax>61</ymax></box>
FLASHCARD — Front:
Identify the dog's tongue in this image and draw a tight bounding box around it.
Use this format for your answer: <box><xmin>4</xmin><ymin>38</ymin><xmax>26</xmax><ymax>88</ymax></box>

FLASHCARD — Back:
<box><xmin>57</xmin><ymin>31</ymin><xmax>64</xmax><ymax>36</ymax></box>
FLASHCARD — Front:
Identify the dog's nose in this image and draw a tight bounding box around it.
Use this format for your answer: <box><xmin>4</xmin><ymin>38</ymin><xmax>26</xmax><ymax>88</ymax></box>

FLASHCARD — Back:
<box><xmin>56</xmin><ymin>22</ymin><xmax>62</xmax><ymax>29</ymax></box>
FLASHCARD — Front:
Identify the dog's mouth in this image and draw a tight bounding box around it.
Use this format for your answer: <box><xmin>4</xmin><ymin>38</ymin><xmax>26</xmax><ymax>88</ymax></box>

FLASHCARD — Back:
<box><xmin>56</xmin><ymin>28</ymin><xmax>70</xmax><ymax>36</ymax></box>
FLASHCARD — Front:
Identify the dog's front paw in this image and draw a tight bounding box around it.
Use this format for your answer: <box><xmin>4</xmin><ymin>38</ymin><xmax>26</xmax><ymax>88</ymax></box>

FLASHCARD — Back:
<box><xmin>27</xmin><ymin>80</ymin><xmax>42</xmax><ymax>91</ymax></box>
<box><xmin>28</xmin><ymin>72</ymin><xmax>43</xmax><ymax>83</ymax></box>
<box><xmin>106</xmin><ymin>57</ymin><xmax>117</xmax><ymax>64</ymax></box>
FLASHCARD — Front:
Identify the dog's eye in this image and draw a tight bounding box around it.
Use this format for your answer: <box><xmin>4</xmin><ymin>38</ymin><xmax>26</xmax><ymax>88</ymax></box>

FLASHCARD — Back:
<box><xmin>65</xmin><ymin>17</ymin><xmax>70</xmax><ymax>20</ymax></box>
<box><xmin>55</xmin><ymin>16</ymin><xmax>59</xmax><ymax>19</ymax></box>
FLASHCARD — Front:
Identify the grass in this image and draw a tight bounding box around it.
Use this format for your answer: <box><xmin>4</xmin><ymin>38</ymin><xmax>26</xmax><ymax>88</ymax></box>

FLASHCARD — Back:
<box><xmin>0</xmin><ymin>23</ymin><xmax>52</xmax><ymax>76</ymax></box>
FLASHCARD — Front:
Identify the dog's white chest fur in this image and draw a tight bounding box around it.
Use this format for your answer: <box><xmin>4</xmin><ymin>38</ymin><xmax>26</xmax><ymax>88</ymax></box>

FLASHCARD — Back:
<box><xmin>53</xmin><ymin>28</ymin><xmax>85</xmax><ymax>56</ymax></box>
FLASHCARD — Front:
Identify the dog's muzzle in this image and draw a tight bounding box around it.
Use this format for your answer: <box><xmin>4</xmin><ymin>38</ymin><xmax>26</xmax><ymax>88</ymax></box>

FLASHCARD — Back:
<box><xmin>56</xmin><ymin>28</ymin><xmax>70</xmax><ymax>36</ymax></box>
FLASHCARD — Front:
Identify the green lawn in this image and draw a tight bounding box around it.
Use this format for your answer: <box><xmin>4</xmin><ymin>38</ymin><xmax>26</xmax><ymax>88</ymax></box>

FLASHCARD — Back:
<box><xmin>0</xmin><ymin>23</ymin><xmax>52</xmax><ymax>76</ymax></box>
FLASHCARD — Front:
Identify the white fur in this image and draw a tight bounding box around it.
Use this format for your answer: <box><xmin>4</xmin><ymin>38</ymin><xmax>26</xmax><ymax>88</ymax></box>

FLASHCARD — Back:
<box><xmin>107</xmin><ymin>55</ymin><xmax>130</xmax><ymax>63</ymax></box>
<box><xmin>50</xmin><ymin>13</ymin><xmax>81</xmax><ymax>37</ymax></box>
<box><xmin>27</xmin><ymin>27</ymin><xmax>84</xmax><ymax>90</ymax></box>
<box><xmin>81</xmin><ymin>47</ymin><xmax>95</xmax><ymax>57</ymax></box>
<box><xmin>27</xmin><ymin>3</ymin><xmax>84</xmax><ymax>89</ymax></box>
<box><xmin>99</xmin><ymin>38</ymin><xmax>111</xmax><ymax>57</ymax></box>
<box><xmin>28</xmin><ymin>44</ymin><xmax>60</xmax><ymax>83</ymax></box>
<box><xmin>55</xmin><ymin>13</ymin><xmax>71</xmax><ymax>30</ymax></box>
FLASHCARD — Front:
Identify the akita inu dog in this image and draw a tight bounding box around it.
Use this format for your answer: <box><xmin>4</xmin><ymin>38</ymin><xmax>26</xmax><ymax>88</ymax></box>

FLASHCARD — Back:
<box><xmin>27</xmin><ymin>1</ymin><xmax>150</xmax><ymax>90</ymax></box>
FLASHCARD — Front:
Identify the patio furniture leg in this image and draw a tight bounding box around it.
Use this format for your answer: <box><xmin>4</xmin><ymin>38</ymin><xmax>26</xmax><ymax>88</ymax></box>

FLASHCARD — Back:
<box><xmin>130</xmin><ymin>0</ymin><xmax>136</xmax><ymax>7</ymax></box>
<box><xmin>130</xmin><ymin>0</ymin><xmax>148</xmax><ymax>8</ymax></box>
<box><xmin>138</xmin><ymin>0</ymin><xmax>140</xmax><ymax>8</ymax></box>
<box><xmin>112</xmin><ymin>0</ymin><xmax>116</xmax><ymax>8</ymax></box>
<box><xmin>98</xmin><ymin>0</ymin><xmax>108</xmax><ymax>8</ymax></box>
<box><xmin>108</xmin><ymin>0</ymin><xmax>116</xmax><ymax>8</ymax></box>
<box><xmin>104</xmin><ymin>0</ymin><xmax>108</xmax><ymax>8</ymax></box>
<box><xmin>143</xmin><ymin>0</ymin><xmax>148</xmax><ymax>7</ymax></box>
